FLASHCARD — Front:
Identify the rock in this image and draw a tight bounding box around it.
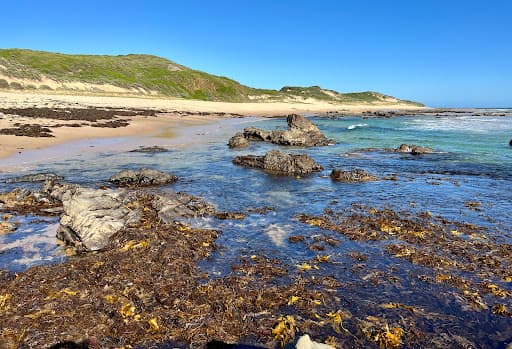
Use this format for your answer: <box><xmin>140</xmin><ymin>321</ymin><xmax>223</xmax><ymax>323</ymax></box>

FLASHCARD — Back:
<box><xmin>215</xmin><ymin>212</ymin><xmax>247</xmax><ymax>220</ymax></box>
<box><xmin>295</xmin><ymin>335</ymin><xmax>335</xmax><ymax>349</ymax></box>
<box><xmin>330</xmin><ymin>168</ymin><xmax>378</xmax><ymax>182</ymax></box>
<box><xmin>235</xmin><ymin>115</ymin><xmax>334</xmax><ymax>148</ymax></box>
<box><xmin>129</xmin><ymin>146</ymin><xmax>169</xmax><ymax>153</ymax></box>
<box><xmin>243</xmin><ymin>127</ymin><xmax>272</xmax><ymax>141</ymax></box>
<box><xmin>5</xmin><ymin>172</ymin><xmax>63</xmax><ymax>184</ymax></box>
<box><xmin>274</xmin><ymin>114</ymin><xmax>335</xmax><ymax>146</ymax></box>
<box><xmin>109</xmin><ymin>168</ymin><xmax>177</xmax><ymax>187</ymax></box>
<box><xmin>509</xmin><ymin>139</ymin><xmax>512</xmax><ymax>146</ymax></box>
<box><xmin>57</xmin><ymin>186</ymin><xmax>140</xmax><ymax>251</ymax></box>
<box><xmin>152</xmin><ymin>192</ymin><xmax>215</xmax><ymax>223</ymax></box>
<box><xmin>233</xmin><ymin>150</ymin><xmax>323</xmax><ymax>175</ymax></box>
<box><xmin>41</xmin><ymin>180</ymin><xmax>81</xmax><ymax>202</ymax></box>
<box><xmin>228</xmin><ymin>132</ymin><xmax>249</xmax><ymax>148</ymax></box>
<box><xmin>395</xmin><ymin>144</ymin><xmax>434</xmax><ymax>154</ymax></box>
<box><xmin>0</xmin><ymin>221</ymin><xmax>17</xmax><ymax>235</ymax></box>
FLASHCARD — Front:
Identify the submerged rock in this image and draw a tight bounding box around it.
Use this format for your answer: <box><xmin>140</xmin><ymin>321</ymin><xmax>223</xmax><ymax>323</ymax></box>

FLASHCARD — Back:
<box><xmin>5</xmin><ymin>172</ymin><xmax>63</xmax><ymax>184</ymax></box>
<box><xmin>233</xmin><ymin>150</ymin><xmax>323</xmax><ymax>176</ymax></box>
<box><xmin>109</xmin><ymin>168</ymin><xmax>177</xmax><ymax>187</ymax></box>
<box><xmin>330</xmin><ymin>168</ymin><xmax>378</xmax><ymax>182</ymax></box>
<box><xmin>152</xmin><ymin>192</ymin><xmax>215</xmax><ymax>223</ymax></box>
<box><xmin>395</xmin><ymin>144</ymin><xmax>434</xmax><ymax>154</ymax></box>
<box><xmin>129</xmin><ymin>146</ymin><xmax>169</xmax><ymax>153</ymax></box>
<box><xmin>57</xmin><ymin>186</ymin><xmax>140</xmax><ymax>251</ymax></box>
<box><xmin>233</xmin><ymin>114</ymin><xmax>334</xmax><ymax>148</ymax></box>
<box><xmin>228</xmin><ymin>132</ymin><xmax>250</xmax><ymax>148</ymax></box>
<box><xmin>215</xmin><ymin>211</ymin><xmax>247</xmax><ymax>220</ymax></box>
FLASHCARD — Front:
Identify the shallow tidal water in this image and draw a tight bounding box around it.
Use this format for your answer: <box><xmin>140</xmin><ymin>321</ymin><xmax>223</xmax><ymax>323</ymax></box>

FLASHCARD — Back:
<box><xmin>1</xmin><ymin>113</ymin><xmax>512</xmax><ymax>347</ymax></box>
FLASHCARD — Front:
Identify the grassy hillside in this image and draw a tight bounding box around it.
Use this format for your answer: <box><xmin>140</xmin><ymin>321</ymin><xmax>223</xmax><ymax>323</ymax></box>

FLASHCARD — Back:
<box><xmin>0</xmin><ymin>48</ymin><xmax>423</xmax><ymax>106</ymax></box>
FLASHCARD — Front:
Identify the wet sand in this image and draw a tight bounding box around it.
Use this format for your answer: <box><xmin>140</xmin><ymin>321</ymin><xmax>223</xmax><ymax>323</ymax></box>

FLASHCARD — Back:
<box><xmin>0</xmin><ymin>90</ymin><xmax>425</xmax><ymax>160</ymax></box>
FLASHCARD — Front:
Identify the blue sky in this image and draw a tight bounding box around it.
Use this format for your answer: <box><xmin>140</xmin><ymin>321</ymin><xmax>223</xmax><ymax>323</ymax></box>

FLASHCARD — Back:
<box><xmin>1</xmin><ymin>0</ymin><xmax>511</xmax><ymax>107</ymax></box>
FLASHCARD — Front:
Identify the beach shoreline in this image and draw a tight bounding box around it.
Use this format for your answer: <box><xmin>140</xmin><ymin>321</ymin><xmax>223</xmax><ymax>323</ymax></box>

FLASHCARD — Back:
<box><xmin>0</xmin><ymin>90</ymin><xmax>425</xmax><ymax>160</ymax></box>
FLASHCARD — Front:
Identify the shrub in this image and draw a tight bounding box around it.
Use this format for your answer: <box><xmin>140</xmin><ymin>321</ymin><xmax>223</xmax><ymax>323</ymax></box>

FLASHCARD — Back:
<box><xmin>9</xmin><ymin>81</ymin><xmax>24</xmax><ymax>90</ymax></box>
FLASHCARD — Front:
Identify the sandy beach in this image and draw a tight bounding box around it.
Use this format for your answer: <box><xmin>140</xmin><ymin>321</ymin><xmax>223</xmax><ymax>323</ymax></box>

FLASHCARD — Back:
<box><xmin>0</xmin><ymin>90</ymin><xmax>424</xmax><ymax>160</ymax></box>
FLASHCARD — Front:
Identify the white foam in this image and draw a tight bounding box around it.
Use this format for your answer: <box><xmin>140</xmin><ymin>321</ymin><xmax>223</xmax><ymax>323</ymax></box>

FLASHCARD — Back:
<box><xmin>347</xmin><ymin>123</ymin><xmax>368</xmax><ymax>130</ymax></box>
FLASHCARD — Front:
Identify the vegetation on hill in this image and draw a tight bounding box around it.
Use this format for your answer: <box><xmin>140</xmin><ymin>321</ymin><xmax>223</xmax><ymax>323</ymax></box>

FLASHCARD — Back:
<box><xmin>0</xmin><ymin>49</ymin><xmax>423</xmax><ymax>106</ymax></box>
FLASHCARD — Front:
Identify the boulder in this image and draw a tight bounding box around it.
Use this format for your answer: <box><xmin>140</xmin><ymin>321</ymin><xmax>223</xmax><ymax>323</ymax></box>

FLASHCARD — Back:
<box><xmin>109</xmin><ymin>168</ymin><xmax>177</xmax><ymax>187</ymax></box>
<box><xmin>395</xmin><ymin>144</ymin><xmax>434</xmax><ymax>154</ymax></box>
<box><xmin>152</xmin><ymin>192</ymin><xmax>215</xmax><ymax>223</ymax></box>
<box><xmin>233</xmin><ymin>150</ymin><xmax>323</xmax><ymax>176</ymax></box>
<box><xmin>57</xmin><ymin>186</ymin><xmax>140</xmax><ymax>251</ymax></box>
<box><xmin>235</xmin><ymin>114</ymin><xmax>334</xmax><ymax>148</ymax></box>
<box><xmin>243</xmin><ymin>127</ymin><xmax>272</xmax><ymax>141</ymax></box>
<box><xmin>330</xmin><ymin>168</ymin><xmax>378</xmax><ymax>182</ymax></box>
<box><xmin>228</xmin><ymin>132</ymin><xmax>249</xmax><ymax>148</ymax></box>
<box><xmin>509</xmin><ymin>139</ymin><xmax>512</xmax><ymax>146</ymax></box>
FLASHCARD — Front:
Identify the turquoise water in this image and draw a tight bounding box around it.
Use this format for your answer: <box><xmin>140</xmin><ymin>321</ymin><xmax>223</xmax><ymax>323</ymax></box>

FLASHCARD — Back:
<box><xmin>1</xmin><ymin>114</ymin><xmax>512</xmax><ymax>270</ymax></box>
<box><xmin>1</xmin><ymin>114</ymin><xmax>512</xmax><ymax>346</ymax></box>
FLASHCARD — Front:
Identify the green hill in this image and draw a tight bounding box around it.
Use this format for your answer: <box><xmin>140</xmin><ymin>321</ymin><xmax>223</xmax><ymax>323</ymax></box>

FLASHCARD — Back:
<box><xmin>0</xmin><ymin>48</ymin><xmax>423</xmax><ymax>106</ymax></box>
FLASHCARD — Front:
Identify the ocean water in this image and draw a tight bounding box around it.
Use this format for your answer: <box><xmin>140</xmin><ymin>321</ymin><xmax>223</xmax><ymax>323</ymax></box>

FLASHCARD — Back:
<box><xmin>1</xmin><ymin>113</ymin><xmax>512</xmax><ymax>345</ymax></box>
<box><xmin>1</xmin><ymin>114</ymin><xmax>512</xmax><ymax>271</ymax></box>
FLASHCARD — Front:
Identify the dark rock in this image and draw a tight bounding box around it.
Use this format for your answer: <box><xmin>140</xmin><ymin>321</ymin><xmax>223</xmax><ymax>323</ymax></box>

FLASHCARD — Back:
<box><xmin>243</xmin><ymin>127</ymin><xmax>272</xmax><ymax>141</ymax></box>
<box><xmin>5</xmin><ymin>172</ymin><xmax>63</xmax><ymax>184</ymax></box>
<box><xmin>233</xmin><ymin>150</ymin><xmax>323</xmax><ymax>176</ymax></box>
<box><xmin>330</xmin><ymin>168</ymin><xmax>378</xmax><ymax>182</ymax></box>
<box><xmin>215</xmin><ymin>212</ymin><xmax>247</xmax><ymax>220</ymax></box>
<box><xmin>246</xmin><ymin>206</ymin><xmax>274</xmax><ymax>214</ymax></box>
<box><xmin>236</xmin><ymin>114</ymin><xmax>334</xmax><ymax>148</ymax></box>
<box><xmin>129</xmin><ymin>146</ymin><xmax>169</xmax><ymax>153</ymax></box>
<box><xmin>288</xmin><ymin>235</ymin><xmax>306</xmax><ymax>243</ymax></box>
<box><xmin>270</xmin><ymin>114</ymin><xmax>334</xmax><ymax>146</ymax></box>
<box><xmin>109</xmin><ymin>168</ymin><xmax>177</xmax><ymax>187</ymax></box>
<box><xmin>228</xmin><ymin>132</ymin><xmax>250</xmax><ymax>148</ymax></box>
<box><xmin>0</xmin><ymin>124</ymin><xmax>54</xmax><ymax>137</ymax></box>
<box><xmin>509</xmin><ymin>139</ymin><xmax>512</xmax><ymax>146</ymax></box>
<box><xmin>152</xmin><ymin>192</ymin><xmax>215</xmax><ymax>223</ymax></box>
<box><xmin>395</xmin><ymin>144</ymin><xmax>434</xmax><ymax>154</ymax></box>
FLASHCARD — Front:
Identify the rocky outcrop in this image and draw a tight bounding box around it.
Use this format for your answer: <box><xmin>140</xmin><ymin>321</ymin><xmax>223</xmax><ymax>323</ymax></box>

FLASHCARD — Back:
<box><xmin>394</xmin><ymin>144</ymin><xmax>434</xmax><ymax>155</ymax></box>
<box><xmin>57</xmin><ymin>186</ymin><xmax>140</xmax><ymax>251</ymax></box>
<box><xmin>228</xmin><ymin>132</ymin><xmax>249</xmax><ymax>148</ymax></box>
<box><xmin>109</xmin><ymin>168</ymin><xmax>177</xmax><ymax>187</ymax></box>
<box><xmin>5</xmin><ymin>173</ymin><xmax>63</xmax><ymax>184</ymax></box>
<box><xmin>231</xmin><ymin>114</ymin><xmax>334</xmax><ymax>148</ymax></box>
<box><xmin>233</xmin><ymin>150</ymin><xmax>323</xmax><ymax>176</ymax></box>
<box><xmin>330</xmin><ymin>168</ymin><xmax>378</xmax><ymax>182</ymax></box>
<box><xmin>152</xmin><ymin>192</ymin><xmax>215</xmax><ymax>223</ymax></box>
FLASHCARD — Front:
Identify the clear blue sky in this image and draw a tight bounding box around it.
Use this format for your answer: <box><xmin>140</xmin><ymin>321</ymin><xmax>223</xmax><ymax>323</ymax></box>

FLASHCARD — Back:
<box><xmin>1</xmin><ymin>0</ymin><xmax>511</xmax><ymax>107</ymax></box>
